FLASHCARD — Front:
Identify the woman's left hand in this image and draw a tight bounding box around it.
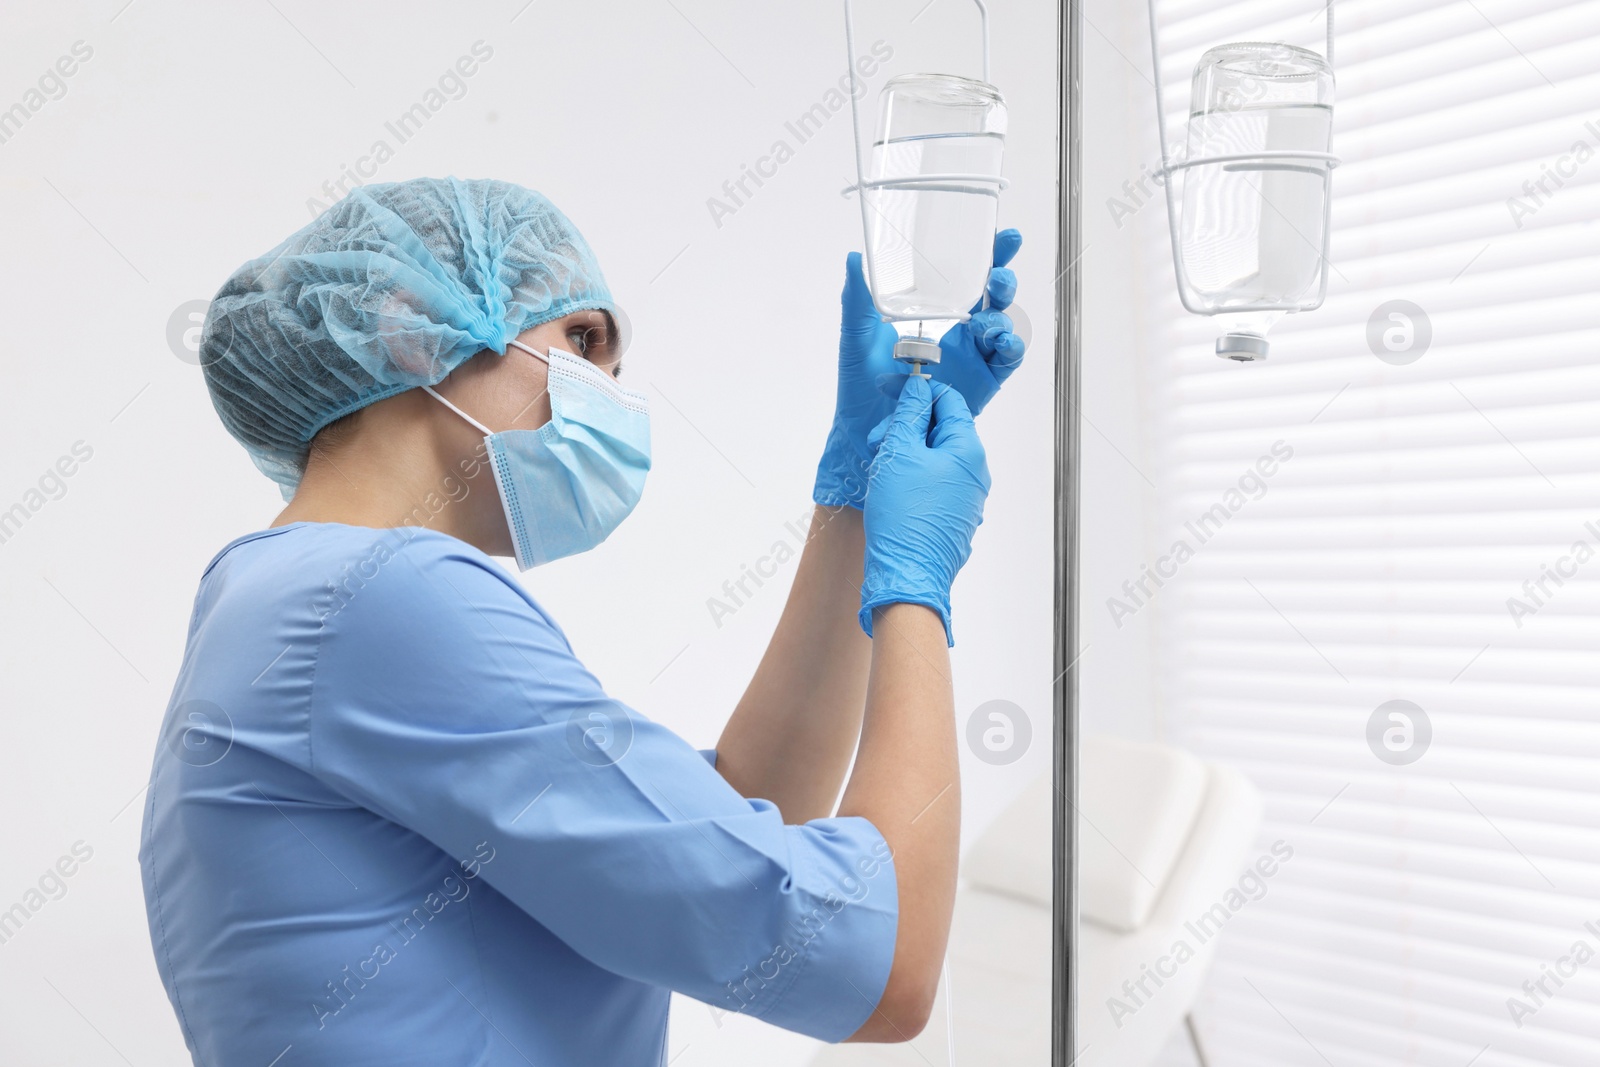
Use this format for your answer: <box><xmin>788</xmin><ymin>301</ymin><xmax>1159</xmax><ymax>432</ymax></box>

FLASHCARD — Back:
<box><xmin>930</xmin><ymin>228</ymin><xmax>1025</xmax><ymax>414</ymax></box>
<box><xmin>813</xmin><ymin>228</ymin><xmax>1025</xmax><ymax>509</ymax></box>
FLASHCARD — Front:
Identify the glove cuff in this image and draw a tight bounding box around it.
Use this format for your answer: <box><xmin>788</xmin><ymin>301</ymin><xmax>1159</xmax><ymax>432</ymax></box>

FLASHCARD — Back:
<box><xmin>813</xmin><ymin>424</ymin><xmax>872</xmax><ymax>510</ymax></box>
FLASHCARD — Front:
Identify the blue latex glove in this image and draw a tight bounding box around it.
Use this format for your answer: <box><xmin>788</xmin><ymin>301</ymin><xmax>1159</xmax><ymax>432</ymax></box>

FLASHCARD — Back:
<box><xmin>814</xmin><ymin>229</ymin><xmax>1024</xmax><ymax>509</ymax></box>
<box><xmin>931</xmin><ymin>227</ymin><xmax>1026</xmax><ymax>411</ymax></box>
<box><xmin>858</xmin><ymin>376</ymin><xmax>991</xmax><ymax>646</ymax></box>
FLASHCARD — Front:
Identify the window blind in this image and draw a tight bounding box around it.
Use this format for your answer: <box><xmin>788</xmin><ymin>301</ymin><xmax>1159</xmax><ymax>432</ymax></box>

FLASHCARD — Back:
<box><xmin>1137</xmin><ymin>2</ymin><xmax>1600</xmax><ymax>1065</ymax></box>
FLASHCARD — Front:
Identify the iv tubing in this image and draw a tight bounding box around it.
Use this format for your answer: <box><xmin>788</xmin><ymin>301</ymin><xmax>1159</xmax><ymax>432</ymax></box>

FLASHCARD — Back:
<box><xmin>1326</xmin><ymin>0</ymin><xmax>1335</xmax><ymax>68</ymax></box>
<box><xmin>943</xmin><ymin>957</ymin><xmax>956</xmax><ymax>1065</ymax></box>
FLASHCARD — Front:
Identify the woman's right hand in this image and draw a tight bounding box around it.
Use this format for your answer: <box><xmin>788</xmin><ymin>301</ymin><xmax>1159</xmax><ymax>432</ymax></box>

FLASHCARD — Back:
<box><xmin>858</xmin><ymin>375</ymin><xmax>991</xmax><ymax>646</ymax></box>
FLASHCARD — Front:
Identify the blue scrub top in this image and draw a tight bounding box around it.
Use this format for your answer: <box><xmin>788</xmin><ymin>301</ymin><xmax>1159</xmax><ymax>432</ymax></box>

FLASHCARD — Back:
<box><xmin>139</xmin><ymin>523</ymin><xmax>897</xmax><ymax>1067</ymax></box>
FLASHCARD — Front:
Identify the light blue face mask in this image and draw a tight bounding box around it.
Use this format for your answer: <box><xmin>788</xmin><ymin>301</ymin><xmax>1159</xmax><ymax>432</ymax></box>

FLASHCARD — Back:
<box><xmin>424</xmin><ymin>340</ymin><xmax>651</xmax><ymax>570</ymax></box>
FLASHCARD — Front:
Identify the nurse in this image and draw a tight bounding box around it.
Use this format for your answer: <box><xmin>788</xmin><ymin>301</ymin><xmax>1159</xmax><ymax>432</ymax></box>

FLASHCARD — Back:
<box><xmin>140</xmin><ymin>177</ymin><xmax>1024</xmax><ymax>1066</ymax></box>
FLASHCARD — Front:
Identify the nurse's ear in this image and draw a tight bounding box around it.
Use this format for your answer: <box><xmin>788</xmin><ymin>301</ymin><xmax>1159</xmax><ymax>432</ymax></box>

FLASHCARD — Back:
<box><xmin>433</xmin><ymin>343</ymin><xmax>553</xmax><ymax>435</ymax></box>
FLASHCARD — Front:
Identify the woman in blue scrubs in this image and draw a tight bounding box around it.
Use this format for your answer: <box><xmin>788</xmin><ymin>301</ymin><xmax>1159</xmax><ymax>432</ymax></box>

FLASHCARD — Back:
<box><xmin>140</xmin><ymin>177</ymin><xmax>1024</xmax><ymax>1066</ymax></box>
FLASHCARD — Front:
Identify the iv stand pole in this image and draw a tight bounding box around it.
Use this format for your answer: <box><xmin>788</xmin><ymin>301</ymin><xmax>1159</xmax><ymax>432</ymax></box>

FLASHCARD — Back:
<box><xmin>1053</xmin><ymin>1</ymin><xmax>1082</xmax><ymax>1066</ymax></box>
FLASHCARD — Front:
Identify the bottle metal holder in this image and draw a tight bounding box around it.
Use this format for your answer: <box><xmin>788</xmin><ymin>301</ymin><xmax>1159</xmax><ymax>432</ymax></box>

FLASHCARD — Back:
<box><xmin>1146</xmin><ymin>0</ymin><xmax>1342</xmax><ymax>360</ymax></box>
<box><xmin>841</xmin><ymin>0</ymin><xmax>1010</xmax><ymax>367</ymax></box>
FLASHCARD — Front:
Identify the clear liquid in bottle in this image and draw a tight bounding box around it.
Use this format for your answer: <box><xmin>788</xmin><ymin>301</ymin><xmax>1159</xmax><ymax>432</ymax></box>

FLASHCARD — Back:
<box><xmin>1180</xmin><ymin>102</ymin><xmax>1333</xmax><ymax>310</ymax></box>
<box><xmin>860</xmin><ymin>73</ymin><xmax>1007</xmax><ymax>361</ymax></box>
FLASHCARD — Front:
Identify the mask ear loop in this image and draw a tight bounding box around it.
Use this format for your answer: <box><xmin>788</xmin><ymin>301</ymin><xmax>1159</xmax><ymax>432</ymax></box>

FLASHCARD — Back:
<box><xmin>422</xmin><ymin>384</ymin><xmax>495</xmax><ymax>437</ymax></box>
<box><xmin>507</xmin><ymin>338</ymin><xmax>553</xmax><ymax>365</ymax></box>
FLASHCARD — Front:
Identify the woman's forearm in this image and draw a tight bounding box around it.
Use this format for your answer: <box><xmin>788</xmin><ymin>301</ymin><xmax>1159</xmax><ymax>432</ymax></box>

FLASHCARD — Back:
<box><xmin>839</xmin><ymin>603</ymin><xmax>960</xmax><ymax>1042</ymax></box>
<box><xmin>713</xmin><ymin>505</ymin><xmax>873</xmax><ymax>823</ymax></box>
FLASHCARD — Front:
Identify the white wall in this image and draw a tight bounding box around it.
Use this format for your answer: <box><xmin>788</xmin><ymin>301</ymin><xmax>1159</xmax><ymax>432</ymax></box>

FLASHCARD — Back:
<box><xmin>1077</xmin><ymin>0</ymin><xmax>1163</xmax><ymax>745</ymax></box>
<box><xmin>0</xmin><ymin>2</ymin><xmax>1060</xmax><ymax>1064</ymax></box>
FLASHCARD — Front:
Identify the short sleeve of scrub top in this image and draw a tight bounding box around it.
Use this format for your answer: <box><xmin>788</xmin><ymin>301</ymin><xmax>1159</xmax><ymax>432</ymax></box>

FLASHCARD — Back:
<box><xmin>139</xmin><ymin>523</ymin><xmax>898</xmax><ymax>1067</ymax></box>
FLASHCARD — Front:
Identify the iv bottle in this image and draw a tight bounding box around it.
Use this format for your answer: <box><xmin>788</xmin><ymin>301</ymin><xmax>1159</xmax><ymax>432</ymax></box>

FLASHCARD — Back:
<box><xmin>863</xmin><ymin>73</ymin><xmax>1007</xmax><ymax>364</ymax></box>
<box><xmin>1178</xmin><ymin>43</ymin><xmax>1334</xmax><ymax>358</ymax></box>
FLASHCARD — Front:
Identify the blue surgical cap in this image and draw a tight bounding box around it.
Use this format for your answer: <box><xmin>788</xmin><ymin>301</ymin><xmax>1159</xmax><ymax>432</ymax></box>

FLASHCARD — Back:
<box><xmin>200</xmin><ymin>176</ymin><xmax>614</xmax><ymax>499</ymax></box>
